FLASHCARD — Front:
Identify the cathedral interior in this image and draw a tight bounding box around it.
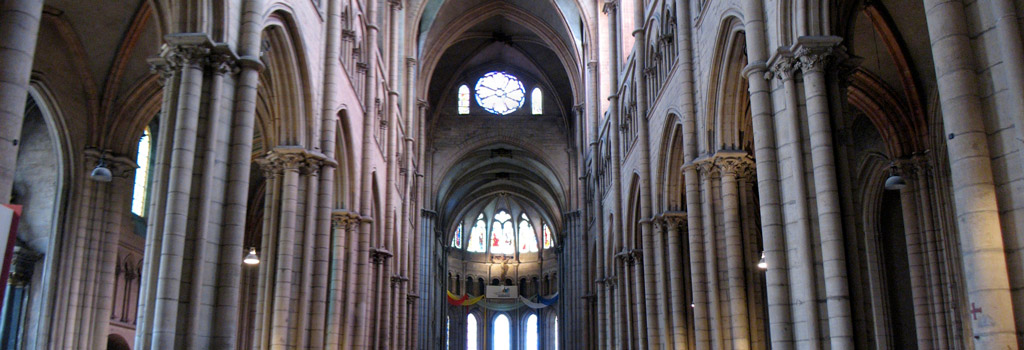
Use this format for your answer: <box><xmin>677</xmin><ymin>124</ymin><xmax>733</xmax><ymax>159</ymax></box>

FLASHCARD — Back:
<box><xmin>3</xmin><ymin>0</ymin><xmax>1024</xmax><ymax>349</ymax></box>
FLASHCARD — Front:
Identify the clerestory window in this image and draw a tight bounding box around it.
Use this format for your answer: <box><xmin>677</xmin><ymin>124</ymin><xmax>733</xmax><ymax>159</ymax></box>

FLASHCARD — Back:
<box><xmin>474</xmin><ymin>72</ymin><xmax>525</xmax><ymax>115</ymax></box>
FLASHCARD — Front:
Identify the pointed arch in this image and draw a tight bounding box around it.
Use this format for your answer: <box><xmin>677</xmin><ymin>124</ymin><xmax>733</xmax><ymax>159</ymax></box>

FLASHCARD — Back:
<box><xmin>491</xmin><ymin>210</ymin><xmax>515</xmax><ymax>255</ymax></box>
<box><xmin>467</xmin><ymin>213</ymin><xmax>488</xmax><ymax>253</ymax></box>
<box><xmin>531</xmin><ymin>87</ymin><xmax>543</xmax><ymax>115</ymax></box>
<box><xmin>705</xmin><ymin>16</ymin><xmax>751</xmax><ymax>152</ymax></box>
<box><xmin>451</xmin><ymin>222</ymin><xmax>464</xmax><ymax>248</ymax></box>
<box><xmin>518</xmin><ymin>213</ymin><xmax>538</xmax><ymax>252</ymax></box>
<box><xmin>458</xmin><ymin>84</ymin><xmax>471</xmax><ymax>114</ymax></box>
<box><xmin>258</xmin><ymin>10</ymin><xmax>317</xmax><ymax>148</ymax></box>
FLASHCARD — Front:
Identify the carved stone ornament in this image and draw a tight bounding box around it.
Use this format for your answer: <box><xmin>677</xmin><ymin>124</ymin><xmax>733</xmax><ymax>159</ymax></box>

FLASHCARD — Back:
<box><xmin>716</xmin><ymin>151</ymin><xmax>753</xmax><ymax>178</ymax></box>
<box><xmin>768</xmin><ymin>54</ymin><xmax>798</xmax><ymax>81</ymax></box>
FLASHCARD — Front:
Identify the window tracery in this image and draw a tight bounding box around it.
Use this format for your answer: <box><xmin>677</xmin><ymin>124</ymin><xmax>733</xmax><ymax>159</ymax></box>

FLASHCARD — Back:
<box><xmin>491</xmin><ymin>210</ymin><xmax>515</xmax><ymax>255</ymax></box>
<box><xmin>542</xmin><ymin>223</ymin><xmax>553</xmax><ymax>249</ymax></box>
<box><xmin>451</xmin><ymin>223</ymin><xmax>463</xmax><ymax>248</ymax></box>
<box><xmin>519</xmin><ymin>213</ymin><xmax>538</xmax><ymax>252</ymax></box>
<box><xmin>474</xmin><ymin>72</ymin><xmax>525</xmax><ymax>115</ymax></box>
<box><xmin>457</xmin><ymin>84</ymin><xmax>470</xmax><ymax>114</ymax></box>
<box><xmin>467</xmin><ymin>214</ymin><xmax>487</xmax><ymax>252</ymax></box>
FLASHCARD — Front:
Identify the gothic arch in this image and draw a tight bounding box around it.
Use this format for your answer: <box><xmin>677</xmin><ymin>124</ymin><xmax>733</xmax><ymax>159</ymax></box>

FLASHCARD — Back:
<box><xmin>417</xmin><ymin>1</ymin><xmax>583</xmax><ymax>105</ymax></box>
<box><xmin>334</xmin><ymin>108</ymin><xmax>357</xmax><ymax>209</ymax></box>
<box><xmin>257</xmin><ymin>11</ymin><xmax>317</xmax><ymax>149</ymax></box>
<box><xmin>705</xmin><ymin>16</ymin><xmax>751</xmax><ymax>153</ymax></box>
<box><xmin>657</xmin><ymin>113</ymin><xmax>685</xmax><ymax>212</ymax></box>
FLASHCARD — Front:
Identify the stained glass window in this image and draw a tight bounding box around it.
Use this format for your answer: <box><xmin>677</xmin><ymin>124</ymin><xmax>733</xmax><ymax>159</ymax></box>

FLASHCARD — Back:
<box><xmin>474</xmin><ymin>72</ymin><xmax>525</xmax><ymax>115</ymax></box>
<box><xmin>131</xmin><ymin>128</ymin><xmax>152</xmax><ymax>216</ymax></box>
<box><xmin>467</xmin><ymin>214</ymin><xmax>487</xmax><ymax>253</ymax></box>
<box><xmin>451</xmin><ymin>223</ymin><xmax>463</xmax><ymax>248</ymax></box>
<box><xmin>542</xmin><ymin>223</ymin><xmax>553</xmax><ymax>249</ymax></box>
<box><xmin>467</xmin><ymin>314</ymin><xmax>478</xmax><ymax>350</ymax></box>
<box><xmin>519</xmin><ymin>213</ymin><xmax>538</xmax><ymax>253</ymax></box>
<box><xmin>458</xmin><ymin>85</ymin><xmax>470</xmax><ymax>115</ymax></box>
<box><xmin>531</xmin><ymin>87</ymin><xmax>543</xmax><ymax>115</ymax></box>
<box><xmin>493</xmin><ymin>314</ymin><xmax>511</xmax><ymax>350</ymax></box>
<box><xmin>524</xmin><ymin>314</ymin><xmax>539</xmax><ymax>350</ymax></box>
<box><xmin>491</xmin><ymin>211</ymin><xmax>515</xmax><ymax>255</ymax></box>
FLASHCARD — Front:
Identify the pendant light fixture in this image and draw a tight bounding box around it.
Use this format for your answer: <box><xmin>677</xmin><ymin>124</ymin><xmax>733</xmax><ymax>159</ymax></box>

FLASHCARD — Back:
<box><xmin>243</xmin><ymin>247</ymin><xmax>260</xmax><ymax>265</ymax></box>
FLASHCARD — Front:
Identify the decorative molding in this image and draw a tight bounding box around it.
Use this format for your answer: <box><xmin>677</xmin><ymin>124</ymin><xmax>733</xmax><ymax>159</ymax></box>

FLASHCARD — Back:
<box><xmin>602</xmin><ymin>1</ymin><xmax>617</xmax><ymax>14</ymax></box>
<box><xmin>767</xmin><ymin>49</ymin><xmax>798</xmax><ymax>81</ymax></box>
<box><xmin>792</xmin><ymin>36</ymin><xmax>846</xmax><ymax>73</ymax></box>
<box><xmin>715</xmin><ymin>150</ymin><xmax>754</xmax><ymax>178</ymax></box>
<box><xmin>370</xmin><ymin>247</ymin><xmax>393</xmax><ymax>264</ymax></box>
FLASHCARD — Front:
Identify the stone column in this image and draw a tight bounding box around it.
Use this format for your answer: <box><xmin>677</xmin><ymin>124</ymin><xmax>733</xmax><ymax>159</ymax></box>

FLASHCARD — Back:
<box><xmin>651</xmin><ymin>218</ymin><xmax>672</xmax><ymax>350</ymax></box>
<box><xmin>698</xmin><ymin>158</ymin><xmax>724</xmax><ymax>349</ymax></box>
<box><xmin>296</xmin><ymin>158</ymin><xmax>323</xmax><ymax>350</ymax></box>
<box><xmin>615</xmin><ymin>253</ymin><xmax>631</xmax><ymax>349</ymax></box>
<box><xmin>314</xmin><ymin>1</ymin><xmax>345</xmax><ymax>348</ymax></box>
<box><xmin>150</xmin><ymin>35</ymin><xmax>211</xmax><ymax>349</ymax></box>
<box><xmin>664</xmin><ymin>212</ymin><xmax>688</xmax><ymax>348</ymax></box>
<box><xmin>894</xmin><ymin>160</ymin><xmax>935</xmax><ymax>349</ymax></box>
<box><xmin>911</xmin><ymin>156</ymin><xmax>950</xmax><ymax>348</ymax></box>
<box><xmin>342</xmin><ymin>213</ymin><xmax>364</xmax><ymax>349</ymax></box>
<box><xmin>719</xmin><ymin>151</ymin><xmax>752</xmax><ymax>350</ymax></box>
<box><xmin>210</xmin><ymin>1</ymin><xmax>266</xmax><ymax>346</ymax></box>
<box><xmin>48</xmin><ymin>149</ymin><xmax>136</xmax><ymax>349</ymax></box>
<box><xmin>741</xmin><ymin>0</ymin><xmax>794</xmax><ymax>346</ymax></box>
<box><xmin>630</xmin><ymin>249</ymin><xmax>648</xmax><ymax>350</ymax></box>
<box><xmin>0</xmin><ymin>0</ymin><xmax>44</xmax><ymax>204</ymax></box>
<box><xmin>326</xmin><ymin>211</ymin><xmax>353</xmax><ymax>348</ymax></box>
<box><xmin>768</xmin><ymin>50</ymin><xmax>821</xmax><ymax>349</ymax></box>
<box><xmin>355</xmin><ymin>0</ymin><xmax>381</xmax><ymax>345</ymax></box>
<box><xmin>184</xmin><ymin>48</ymin><xmax>234</xmax><ymax>349</ymax></box>
<box><xmin>631</xmin><ymin>0</ymin><xmax>660</xmax><ymax>343</ymax></box>
<box><xmin>794</xmin><ymin>37</ymin><xmax>854</xmax><ymax>350</ymax></box>
<box><xmin>270</xmin><ymin>150</ymin><xmax>304</xmax><ymax>348</ymax></box>
<box><xmin>683</xmin><ymin>161</ymin><xmax>709</xmax><ymax>349</ymax></box>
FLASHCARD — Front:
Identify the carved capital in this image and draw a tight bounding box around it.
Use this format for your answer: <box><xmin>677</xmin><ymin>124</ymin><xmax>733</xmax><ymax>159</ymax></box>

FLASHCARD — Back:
<box><xmin>715</xmin><ymin>151</ymin><xmax>753</xmax><ymax>178</ymax></box>
<box><xmin>342</xmin><ymin>29</ymin><xmax>356</xmax><ymax>41</ymax></box>
<box><xmin>629</xmin><ymin>249</ymin><xmax>643</xmax><ymax>264</ymax></box>
<box><xmin>389</xmin><ymin>0</ymin><xmax>403</xmax><ymax>10</ymax></box>
<box><xmin>207</xmin><ymin>51</ymin><xmax>237</xmax><ymax>75</ymax></box>
<box><xmin>148</xmin><ymin>58</ymin><xmax>175</xmax><ymax>84</ymax></box>
<box><xmin>162</xmin><ymin>34</ymin><xmax>213</xmax><ymax>68</ymax></box>
<box><xmin>331</xmin><ymin>212</ymin><xmax>352</xmax><ymax>229</ymax></box>
<box><xmin>694</xmin><ymin>157</ymin><xmax>718</xmax><ymax>177</ymax></box>
<box><xmin>661</xmin><ymin>211</ymin><xmax>686</xmax><ymax>230</ymax></box>
<box><xmin>792</xmin><ymin>36</ymin><xmax>845</xmax><ymax>73</ymax></box>
<box><xmin>602</xmin><ymin>1</ymin><xmax>617</xmax><ymax>14</ymax></box>
<box><xmin>767</xmin><ymin>53</ymin><xmax>798</xmax><ymax>81</ymax></box>
<box><xmin>370</xmin><ymin>248</ymin><xmax>393</xmax><ymax>265</ymax></box>
<box><xmin>390</xmin><ymin>275</ymin><xmax>409</xmax><ymax>287</ymax></box>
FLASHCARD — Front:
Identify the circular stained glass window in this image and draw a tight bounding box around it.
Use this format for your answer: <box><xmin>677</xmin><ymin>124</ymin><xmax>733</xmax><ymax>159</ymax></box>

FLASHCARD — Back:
<box><xmin>474</xmin><ymin>71</ymin><xmax>525</xmax><ymax>115</ymax></box>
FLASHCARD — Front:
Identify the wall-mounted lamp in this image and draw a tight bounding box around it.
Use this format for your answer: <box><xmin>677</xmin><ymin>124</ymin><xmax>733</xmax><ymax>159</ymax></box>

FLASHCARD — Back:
<box><xmin>884</xmin><ymin>162</ymin><xmax>906</xmax><ymax>191</ymax></box>
<box><xmin>757</xmin><ymin>251</ymin><xmax>768</xmax><ymax>270</ymax></box>
<box><xmin>90</xmin><ymin>158</ymin><xmax>113</xmax><ymax>182</ymax></box>
<box><xmin>884</xmin><ymin>174</ymin><xmax>907</xmax><ymax>191</ymax></box>
<box><xmin>243</xmin><ymin>247</ymin><xmax>260</xmax><ymax>265</ymax></box>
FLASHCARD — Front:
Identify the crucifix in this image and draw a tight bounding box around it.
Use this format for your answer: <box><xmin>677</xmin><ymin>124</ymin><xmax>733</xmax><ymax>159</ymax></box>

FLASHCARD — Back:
<box><xmin>970</xmin><ymin>302</ymin><xmax>983</xmax><ymax>320</ymax></box>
